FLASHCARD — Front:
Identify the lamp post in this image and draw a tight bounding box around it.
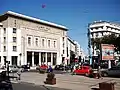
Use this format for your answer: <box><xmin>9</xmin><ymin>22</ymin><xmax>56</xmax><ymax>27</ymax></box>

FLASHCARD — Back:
<box><xmin>19</xmin><ymin>53</ymin><xmax>22</xmax><ymax>66</ymax></box>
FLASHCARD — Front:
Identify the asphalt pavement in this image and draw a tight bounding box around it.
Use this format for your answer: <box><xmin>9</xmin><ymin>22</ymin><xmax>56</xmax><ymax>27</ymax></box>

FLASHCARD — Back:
<box><xmin>12</xmin><ymin>82</ymin><xmax>71</xmax><ymax>90</ymax></box>
<box><xmin>1</xmin><ymin>70</ymin><xmax>120</xmax><ymax>90</ymax></box>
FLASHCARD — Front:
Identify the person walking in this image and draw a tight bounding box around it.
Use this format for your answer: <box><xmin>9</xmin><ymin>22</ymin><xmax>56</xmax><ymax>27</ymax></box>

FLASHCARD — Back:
<box><xmin>48</xmin><ymin>65</ymin><xmax>53</xmax><ymax>73</ymax></box>
<box><xmin>17</xmin><ymin>69</ymin><xmax>21</xmax><ymax>80</ymax></box>
<box><xmin>97</xmin><ymin>65</ymin><xmax>102</xmax><ymax>79</ymax></box>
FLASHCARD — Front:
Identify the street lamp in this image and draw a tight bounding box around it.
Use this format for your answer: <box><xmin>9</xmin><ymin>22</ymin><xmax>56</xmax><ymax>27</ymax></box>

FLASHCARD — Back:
<box><xmin>19</xmin><ymin>53</ymin><xmax>22</xmax><ymax>66</ymax></box>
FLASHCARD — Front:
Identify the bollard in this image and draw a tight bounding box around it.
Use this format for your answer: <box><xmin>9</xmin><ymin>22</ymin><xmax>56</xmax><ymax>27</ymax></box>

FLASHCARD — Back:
<box><xmin>99</xmin><ymin>82</ymin><xmax>115</xmax><ymax>90</ymax></box>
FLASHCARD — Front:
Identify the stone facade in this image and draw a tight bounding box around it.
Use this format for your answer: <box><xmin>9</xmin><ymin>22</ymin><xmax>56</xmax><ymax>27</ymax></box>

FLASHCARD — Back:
<box><xmin>0</xmin><ymin>11</ymin><xmax>68</xmax><ymax>67</ymax></box>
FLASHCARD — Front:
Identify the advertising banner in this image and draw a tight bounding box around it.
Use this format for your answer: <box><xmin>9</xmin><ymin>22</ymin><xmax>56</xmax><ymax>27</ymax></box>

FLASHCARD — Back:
<box><xmin>101</xmin><ymin>44</ymin><xmax>114</xmax><ymax>60</ymax></box>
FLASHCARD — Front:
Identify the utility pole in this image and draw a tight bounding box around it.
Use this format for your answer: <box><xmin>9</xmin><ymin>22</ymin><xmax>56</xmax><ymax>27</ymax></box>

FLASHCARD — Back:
<box><xmin>87</xmin><ymin>23</ymin><xmax>92</xmax><ymax>65</ymax></box>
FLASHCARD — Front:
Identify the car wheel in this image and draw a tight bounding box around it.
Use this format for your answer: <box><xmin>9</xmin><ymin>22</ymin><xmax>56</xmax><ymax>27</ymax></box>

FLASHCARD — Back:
<box><xmin>85</xmin><ymin>73</ymin><xmax>89</xmax><ymax>77</ymax></box>
<box><xmin>72</xmin><ymin>72</ymin><xmax>76</xmax><ymax>75</ymax></box>
<box><xmin>10</xmin><ymin>70</ymin><xmax>12</xmax><ymax>73</ymax></box>
<box><xmin>103</xmin><ymin>72</ymin><xmax>108</xmax><ymax>77</ymax></box>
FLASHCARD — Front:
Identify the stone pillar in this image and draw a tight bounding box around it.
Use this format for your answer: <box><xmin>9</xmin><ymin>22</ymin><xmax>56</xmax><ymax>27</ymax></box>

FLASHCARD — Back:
<box><xmin>51</xmin><ymin>53</ymin><xmax>53</xmax><ymax>66</ymax></box>
<box><xmin>32</xmin><ymin>52</ymin><xmax>34</xmax><ymax>66</ymax></box>
<box><xmin>39</xmin><ymin>52</ymin><xmax>41</xmax><ymax>65</ymax></box>
<box><xmin>24</xmin><ymin>51</ymin><xmax>27</xmax><ymax>65</ymax></box>
<box><xmin>45</xmin><ymin>52</ymin><xmax>47</xmax><ymax>65</ymax></box>
<box><xmin>108</xmin><ymin>60</ymin><xmax>111</xmax><ymax>69</ymax></box>
<box><xmin>1</xmin><ymin>56</ymin><xmax>4</xmax><ymax>66</ymax></box>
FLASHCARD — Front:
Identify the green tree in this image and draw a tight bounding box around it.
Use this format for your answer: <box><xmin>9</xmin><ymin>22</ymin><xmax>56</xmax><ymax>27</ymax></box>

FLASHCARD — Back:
<box><xmin>91</xmin><ymin>34</ymin><xmax>120</xmax><ymax>53</ymax></box>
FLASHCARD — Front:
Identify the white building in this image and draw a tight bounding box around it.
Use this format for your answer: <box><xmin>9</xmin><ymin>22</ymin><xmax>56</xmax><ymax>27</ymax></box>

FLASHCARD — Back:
<box><xmin>67</xmin><ymin>37</ymin><xmax>76</xmax><ymax>64</ymax></box>
<box><xmin>74</xmin><ymin>41</ymin><xmax>81</xmax><ymax>58</ymax></box>
<box><xmin>89</xmin><ymin>21</ymin><xmax>120</xmax><ymax>64</ymax></box>
<box><xmin>0</xmin><ymin>11</ymin><xmax>68</xmax><ymax>67</ymax></box>
<box><xmin>73</xmin><ymin>41</ymin><xmax>86</xmax><ymax>62</ymax></box>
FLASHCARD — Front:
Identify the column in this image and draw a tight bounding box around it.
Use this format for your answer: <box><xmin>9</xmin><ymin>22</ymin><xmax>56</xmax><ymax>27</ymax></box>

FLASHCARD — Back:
<box><xmin>39</xmin><ymin>52</ymin><xmax>41</xmax><ymax>65</ymax></box>
<box><xmin>1</xmin><ymin>56</ymin><xmax>4</xmax><ymax>66</ymax></box>
<box><xmin>24</xmin><ymin>51</ymin><xmax>27</xmax><ymax>65</ymax></box>
<box><xmin>51</xmin><ymin>53</ymin><xmax>53</xmax><ymax>66</ymax></box>
<box><xmin>32</xmin><ymin>52</ymin><xmax>34</xmax><ymax>66</ymax></box>
<box><xmin>45</xmin><ymin>52</ymin><xmax>47</xmax><ymax>65</ymax></box>
<box><xmin>108</xmin><ymin>60</ymin><xmax>111</xmax><ymax>69</ymax></box>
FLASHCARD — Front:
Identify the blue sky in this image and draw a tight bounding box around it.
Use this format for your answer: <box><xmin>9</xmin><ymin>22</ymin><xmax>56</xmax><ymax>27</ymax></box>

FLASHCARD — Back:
<box><xmin>0</xmin><ymin>0</ymin><xmax>120</xmax><ymax>54</ymax></box>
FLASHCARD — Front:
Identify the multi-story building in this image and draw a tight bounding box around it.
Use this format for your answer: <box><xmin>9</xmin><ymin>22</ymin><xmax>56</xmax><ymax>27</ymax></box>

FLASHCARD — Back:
<box><xmin>0</xmin><ymin>11</ymin><xmax>68</xmax><ymax>67</ymax></box>
<box><xmin>74</xmin><ymin>41</ymin><xmax>81</xmax><ymax>58</ymax></box>
<box><xmin>89</xmin><ymin>21</ymin><xmax>120</xmax><ymax>64</ymax></box>
<box><xmin>67</xmin><ymin>37</ymin><xmax>76</xmax><ymax>64</ymax></box>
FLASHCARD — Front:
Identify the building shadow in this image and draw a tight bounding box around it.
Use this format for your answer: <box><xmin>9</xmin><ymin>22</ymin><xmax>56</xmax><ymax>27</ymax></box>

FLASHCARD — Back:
<box><xmin>0</xmin><ymin>71</ymin><xmax>13</xmax><ymax>90</ymax></box>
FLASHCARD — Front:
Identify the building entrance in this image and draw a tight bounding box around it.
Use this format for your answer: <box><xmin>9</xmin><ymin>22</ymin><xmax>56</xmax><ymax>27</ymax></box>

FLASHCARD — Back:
<box><xmin>12</xmin><ymin>56</ymin><xmax>17</xmax><ymax>65</ymax></box>
<box><xmin>34</xmin><ymin>52</ymin><xmax>39</xmax><ymax>65</ymax></box>
<box><xmin>27</xmin><ymin>51</ymin><xmax>32</xmax><ymax>66</ymax></box>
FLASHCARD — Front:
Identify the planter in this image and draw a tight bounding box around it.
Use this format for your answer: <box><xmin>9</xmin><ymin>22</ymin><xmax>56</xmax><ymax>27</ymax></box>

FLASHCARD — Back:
<box><xmin>99</xmin><ymin>82</ymin><xmax>115</xmax><ymax>90</ymax></box>
<box><xmin>44</xmin><ymin>72</ymin><xmax>56</xmax><ymax>85</ymax></box>
<box><xmin>44</xmin><ymin>78</ymin><xmax>56</xmax><ymax>85</ymax></box>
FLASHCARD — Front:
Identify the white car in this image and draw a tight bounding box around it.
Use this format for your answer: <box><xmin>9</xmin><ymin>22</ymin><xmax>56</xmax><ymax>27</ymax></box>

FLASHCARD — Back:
<box><xmin>9</xmin><ymin>65</ymin><xmax>19</xmax><ymax>73</ymax></box>
<box><xmin>0</xmin><ymin>69</ymin><xmax>6</xmax><ymax>74</ymax></box>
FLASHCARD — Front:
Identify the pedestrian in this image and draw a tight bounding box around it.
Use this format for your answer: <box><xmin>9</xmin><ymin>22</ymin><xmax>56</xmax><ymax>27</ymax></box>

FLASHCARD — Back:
<box><xmin>70</xmin><ymin>65</ymin><xmax>73</xmax><ymax>73</ymax></box>
<box><xmin>97</xmin><ymin>65</ymin><xmax>102</xmax><ymax>79</ymax></box>
<box><xmin>17</xmin><ymin>69</ymin><xmax>21</xmax><ymax>80</ymax></box>
<box><xmin>48</xmin><ymin>65</ymin><xmax>53</xmax><ymax>73</ymax></box>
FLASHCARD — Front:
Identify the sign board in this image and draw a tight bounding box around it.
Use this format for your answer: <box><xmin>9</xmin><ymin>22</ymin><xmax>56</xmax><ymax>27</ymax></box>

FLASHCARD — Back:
<box><xmin>101</xmin><ymin>44</ymin><xmax>114</xmax><ymax>60</ymax></box>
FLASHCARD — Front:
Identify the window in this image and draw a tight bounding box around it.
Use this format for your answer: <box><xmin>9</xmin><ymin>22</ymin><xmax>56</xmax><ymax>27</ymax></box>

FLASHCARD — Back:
<box><xmin>63</xmin><ymin>43</ymin><xmax>65</xmax><ymax>48</ymax></box>
<box><xmin>48</xmin><ymin>40</ymin><xmax>50</xmax><ymax>47</ymax></box>
<box><xmin>96</xmin><ymin>33</ymin><xmax>98</xmax><ymax>37</ymax></box>
<box><xmin>62</xmin><ymin>37</ymin><xmax>64</xmax><ymax>42</ymax></box>
<box><xmin>54</xmin><ymin>41</ymin><xmax>56</xmax><ymax>48</ymax></box>
<box><xmin>47</xmin><ymin>53</ymin><xmax>51</xmax><ymax>62</ymax></box>
<box><xmin>4</xmin><ymin>28</ymin><xmax>6</xmax><ymax>34</ymax></box>
<box><xmin>63</xmin><ymin>50</ymin><xmax>65</xmax><ymax>54</ymax></box>
<box><xmin>28</xmin><ymin>37</ymin><xmax>31</xmax><ymax>45</ymax></box>
<box><xmin>53</xmin><ymin>53</ymin><xmax>57</xmax><ymax>65</ymax></box>
<box><xmin>13</xmin><ymin>46</ymin><xmax>17</xmax><ymax>51</ymax></box>
<box><xmin>42</xmin><ymin>39</ymin><xmax>44</xmax><ymax>47</ymax></box>
<box><xmin>35</xmin><ymin>38</ymin><xmax>38</xmax><ymax>46</ymax></box>
<box><xmin>4</xmin><ymin>37</ymin><xmax>6</xmax><ymax>43</ymax></box>
<box><xmin>13</xmin><ymin>28</ymin><xmax>17</xmax><ymax>33</ymax></box>
<box><xmin>13</xmin><ymin>37</ymin><xmax>17</xmax><ymax>43</ymax></box>
<box><xmin>3</xmin><ymin>46</ymin><xmax>6</xmax><ymax>52</ymax></box>
<box><xmin>14</xmin><ymin>20</ymin><xmax>16</xmax><ymax>27</ymax></box>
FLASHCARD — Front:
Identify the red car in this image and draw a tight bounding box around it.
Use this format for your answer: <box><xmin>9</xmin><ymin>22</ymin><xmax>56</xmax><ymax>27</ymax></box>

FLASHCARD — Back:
<box><xmin>40</xmin><ymin>64</ymin><xmax>48</xmax><ymax>70</ymax></box>
<box><xmin>73</xmin><ymin>66</ymin><xmax>92</xmax><ymax>76</ymax></box>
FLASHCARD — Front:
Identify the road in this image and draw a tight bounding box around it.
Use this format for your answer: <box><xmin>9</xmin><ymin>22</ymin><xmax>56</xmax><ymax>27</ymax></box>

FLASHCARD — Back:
<box><xmin>2</xmin><ymin>71</ymin><xmax>120</xmax><ymax>90</ymax></box>
<box><xmin>12</xmin><ymin>82</ymin><xmax>71</xmax><ymax>90</ymax></box>
<box><xmin>16</xmin><ymin>71</ymin><xmax>120</xmax><ymax>90</ymax></box>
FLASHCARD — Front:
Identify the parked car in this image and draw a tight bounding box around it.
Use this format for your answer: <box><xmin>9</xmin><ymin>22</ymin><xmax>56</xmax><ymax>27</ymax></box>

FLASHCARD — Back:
<box><xmin>0</xmin><ymin>68</ymin><xmax>6</xmax><ymax>74</ymax></box>
<box><xmin>38</xmin><ymin>64</ymin><xmax>48</xmax><ymax>73</ymax></box>
<box><xmin>101</xmin><ymin>66</ymin><xmax>120</xmax><ymax>77</ymax></box>
<box><xmin>21</xmin><ymin>65</ymin><xmax>30</xmax><ymax>72</ymax></box>
<box><xmin>9</xmin><ymin>65</ymin><xmax>19</xmax><ymax>73</ymax></box>
<box><xmin>54</xmin><ymin>64</ymin><xmax>71</xmax><ymax>71</ymax></box>
<box><xmin>54</xmin><ymin>64</ymin><xmax>64</xmax><ymax>71</ymax></box>
<box><xmin>73</xmin><ymin>66</ymin><xmax>93</xmax><ymax>76</ymax></box>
